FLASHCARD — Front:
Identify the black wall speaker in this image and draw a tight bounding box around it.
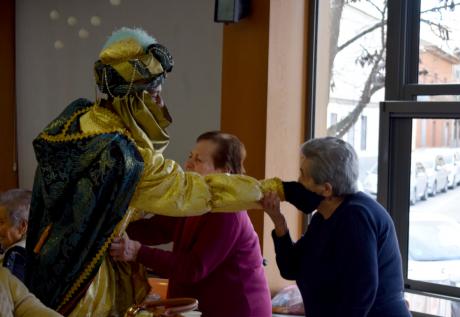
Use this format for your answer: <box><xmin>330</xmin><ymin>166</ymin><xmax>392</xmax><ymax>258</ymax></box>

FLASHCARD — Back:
<box><xmin>214</xmin><ymin>0</ymin><xmax>251</xmax><ymax>23</ymax></box>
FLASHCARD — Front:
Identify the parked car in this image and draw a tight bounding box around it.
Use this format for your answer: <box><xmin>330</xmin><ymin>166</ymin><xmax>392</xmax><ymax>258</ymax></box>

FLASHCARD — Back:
<box><xmin>405</xmin><ymin>212</ymin><xmax>460</xmax><ymax>317</ymax></box>
<box><xmin>407</xmin><ymin>212</ymin><xmax>460</xmax><ymax>316</ymax></box>
<box><xmin>408</xmin><ymin>212</ymin><xmax>460</xmax><ymax>287</ymax></box>
<box><xmin>412</xmin><ymin>149</ymin><xmax>449</xmax><ymax>196</ymax></box>
<box><xmin>441</xmin><ymin>148</ymin><xmax>460</xmax><ymax>189</ymax></box>
<box><xmin>410</xmin><ymin>162</ymin><xmax>429</xmax><ymax>205</ymax></box>
<box><xmin>363</xmin><ymin>161</ymin><xmax>428</xmax><ymax>205</ymax></box>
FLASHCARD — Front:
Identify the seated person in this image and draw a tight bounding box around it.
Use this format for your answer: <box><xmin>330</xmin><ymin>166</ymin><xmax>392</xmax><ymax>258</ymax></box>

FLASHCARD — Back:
<box><xmin>0</xmin><ymin>189</ymin><xmax>31</xmax><ymax>281</ymax></box>
<box><xmin>0</xmin><ymin>266</ymin><xmax>62</xmax><ymax>317</ymax></box>
<box><xmin>262</xmin><ymin>137</ymin><xmax>411</xmax><ymax>317</ymax></box>
<box><xmin>110</xmin><ymin>131</ymin><xmax>272</xmax><ymax>317</ymax></box>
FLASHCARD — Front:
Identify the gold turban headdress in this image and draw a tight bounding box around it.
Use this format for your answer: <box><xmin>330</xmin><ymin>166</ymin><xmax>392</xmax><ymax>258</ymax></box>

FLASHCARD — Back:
<box><xmin>94</xmin><ymin>27</ymin><xmax>174</xmax><ymax>97</ymax></box>
<box><xmin>93</xmin><ymin>28</ymin><xmax>174</xmax><ymax>152</ymax></box>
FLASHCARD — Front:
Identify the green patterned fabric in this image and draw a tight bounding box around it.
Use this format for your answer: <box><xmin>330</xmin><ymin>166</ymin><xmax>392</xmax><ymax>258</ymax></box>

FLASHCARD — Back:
<box><xmin>25</xmin><ymin>98</ymin><xmax>144</xmax><ymax>310</ymax></box>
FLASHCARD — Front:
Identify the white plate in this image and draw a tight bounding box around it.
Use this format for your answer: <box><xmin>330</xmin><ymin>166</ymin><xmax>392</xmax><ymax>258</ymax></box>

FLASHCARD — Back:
<box><xmin>181</xmin><ymin>312</ymin><xmax>202</xmax><ymax>317</ymax></box>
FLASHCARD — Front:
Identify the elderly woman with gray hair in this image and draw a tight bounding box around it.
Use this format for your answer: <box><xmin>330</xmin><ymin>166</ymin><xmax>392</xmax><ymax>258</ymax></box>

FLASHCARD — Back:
<box><xmin>263</xmin><ymin>137</ymin><xmax>410</xmax><ymax>317</ymax></box>
<box><xmin>0</xmin><ymin>189</ymin><xmax>31</xmax><ymax>281</ymax></box>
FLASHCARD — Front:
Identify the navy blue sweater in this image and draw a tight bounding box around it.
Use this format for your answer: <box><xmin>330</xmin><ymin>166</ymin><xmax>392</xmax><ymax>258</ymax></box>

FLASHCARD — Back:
<box><xmin>2</xmin><ymin>245</ymin><xmax>26</xmax><ymax>282</ymax></box>
<box><xmin>273</xmin><ymin>187</ymin><xmax>411</xmax><ymax>317</ymax></box>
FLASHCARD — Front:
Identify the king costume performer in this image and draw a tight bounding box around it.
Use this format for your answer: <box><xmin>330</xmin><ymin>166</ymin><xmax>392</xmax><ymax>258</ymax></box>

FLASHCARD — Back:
<box><xmin>25</xmin><ymin>27</ymin><xmax>284</xmax><ymax>316</ymax></box>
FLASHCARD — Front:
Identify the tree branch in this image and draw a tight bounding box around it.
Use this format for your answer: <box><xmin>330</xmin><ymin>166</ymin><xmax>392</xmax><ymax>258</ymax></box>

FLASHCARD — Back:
<box><xmin>337</xmin><ymin>21</ymin><xmax>385</xmax><ymax>53</ymax></box>
<box><xmin>420</xmin><ymin>1</ymin><xmax>460</xmax><ymax>14</ymax></box>
<box><xmin>328</xmin><ymin>0</ymin><xmax>457</xmax><ymax>138</ymax></box>
<box><xmin>328</xmin><ymin>47</ymin><xmax>385</xmax><ymax>138</ymax></box>
<box><xmin>420</xmin><ymin>18</ymin><xmax>450</xmax><ymax>40</ymax></box>
<box><xmin>367</xmin><ymin>0</ymin><xmax>384</xmax><ymax>15</ymax></box>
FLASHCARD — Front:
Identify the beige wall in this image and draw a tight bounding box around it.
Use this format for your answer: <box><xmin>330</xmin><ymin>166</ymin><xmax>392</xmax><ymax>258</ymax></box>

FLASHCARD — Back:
<box><xmin>221</xmin><ymin>0</ymin><xmax>310</xmax><ymax>294</ymax></box>
<box><xmin>220</xmin><ymin>0</ymin><xmax>270</xmax><ymax>244</ymax></box>
<box><xmin>15</xmin><ymin>0</ymin><xmax>223</xmax><ymax>188</ymax></box>
<box><xmin>264</xmin><ymin>0</ymin><xmax>309</xmax><ymax>293</ymax></box>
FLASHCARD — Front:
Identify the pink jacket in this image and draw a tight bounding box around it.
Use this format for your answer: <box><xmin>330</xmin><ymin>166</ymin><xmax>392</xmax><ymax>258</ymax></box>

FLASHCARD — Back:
<box><xmin>127</xmin><ymin>211</ymin><xmax>272</xmax><ymax>317</ymax></box>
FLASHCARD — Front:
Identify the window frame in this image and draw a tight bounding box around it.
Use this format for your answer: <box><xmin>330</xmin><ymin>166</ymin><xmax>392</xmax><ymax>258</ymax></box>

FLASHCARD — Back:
<box><xmin>378</xmin><ymin>101</ymin><xmax>460</xmax><ymax>300</ymax></box>
<box><xmin>383</xmin><ymin>0</ymin><xmax>460</xmax><ymax>302</ymax></box>
<box><xmin>307</xmin><ymin>0</ymin><xmax>460</xmax><ymax>314</ymax></box>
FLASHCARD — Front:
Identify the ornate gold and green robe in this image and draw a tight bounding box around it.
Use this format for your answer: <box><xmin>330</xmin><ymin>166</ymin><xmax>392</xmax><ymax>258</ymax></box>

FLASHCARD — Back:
<box><xmin>26</xmin><ymin>97</ymin><xmax>283</xmax><ymax>316</ymax></box>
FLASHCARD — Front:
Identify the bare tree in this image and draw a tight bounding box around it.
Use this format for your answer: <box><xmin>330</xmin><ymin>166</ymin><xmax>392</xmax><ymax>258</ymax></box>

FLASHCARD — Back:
<box><xmin>326</xmin><ymin>0</ymin><xmax>459</xmax><ymax>138</ymax></box>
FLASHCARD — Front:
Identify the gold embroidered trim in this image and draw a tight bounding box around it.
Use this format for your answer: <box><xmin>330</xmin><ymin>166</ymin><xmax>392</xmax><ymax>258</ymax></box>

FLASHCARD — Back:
<box><xmin>41</xmin><ymin>128</ymin><xmax>129</xmax><ymax>143</ymax></box>
<box><xmin>39</xmin><ymin>105</ymin><xmax>130</xmax><ymax>143</ymax></box>
<box><xmin>57</xmin><ymin>211</ymin><xmax>133</xmax><ymax>310</ymax></box>
<box><xmin>90</xmin><ymin>102</ymin><xmax>125</xmax><ymax>129</ymax></box>
<box><xmin>56</xmin><ymin>230</ymin><xmax>117</xmax><ymax>310</ymax></box>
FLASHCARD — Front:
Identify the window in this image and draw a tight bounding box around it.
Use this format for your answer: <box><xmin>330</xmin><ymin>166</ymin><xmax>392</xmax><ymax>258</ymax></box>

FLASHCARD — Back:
<box><xmin>347</xmin><ymin>123</ymin><xmax>355</xmax><ymax>146</ymax></box>
<box><xmin>330</xmin><ymin>112</ymin><xmax>338</xmax><ymax>126</ymax></box>
<box><xmin>418</xmin><ymin>1</ymin><xmax>460</xmax><ymax>85</ymax></box>
<box><xmin>379</xmin><ymin>1</ymin><xmax>460</xmax><ymax>315</ymax></box>
<box><xmin>309</xmin><ymin>0</ymin><xmax>460</xmax><ymax>315</ymax></box>
<box><xmin>380</xmin><ymin>104</ymin><xmax>460</xmax><ymax>317</ymax></box>
<box><xmin>454</xmin><ymin>65</ymin><xmax>460</xmax><ymax>82</ymax></box>
<box><xmin>312</xmin><ymin>0</ymin><xmax>386</xmax><ymax>194</ymax></box>
<box><xmin>361</xmin><ymin>115</ymin><xmax>367</xmax><ymax>151</ymax></box>
<box><xmin>421</xmin><ymin>119</ymin><xmax>427</xmax><ymax>147</ymax></box>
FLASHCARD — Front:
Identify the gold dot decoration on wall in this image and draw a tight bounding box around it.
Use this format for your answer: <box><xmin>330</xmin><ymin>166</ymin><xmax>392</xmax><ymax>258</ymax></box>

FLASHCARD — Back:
<box><xmin>48</xmin><ymin>2</ymin><xmax>121</xmax><ymax>50</ymax></box>
<box><xmin>90</xmin><ymin>16</ymin><xmax>101</xmax><ymax>26</ymax></box>
<box><xmin>78</xmin><ymin>28</ymin><xmax>89</xmax><ymax>39</ymax></box>
<box><xmin>54</xmin><ymin>40</ymin><xmax>64</xmax><ymax>49</ymax></box>
<box><xmin>49</xmin><ymin>10</ymin><xmax>60</xmax><ymax>20</ymax></box>
<box><xmin>110</xmin><ymin>0</ymin><xmax>122</xmax><ymax>6</ymax></box>
<box><xmin>67</xmin><ymin>16</ymin><xmax>78</xmax><ymax>26</ymax></box>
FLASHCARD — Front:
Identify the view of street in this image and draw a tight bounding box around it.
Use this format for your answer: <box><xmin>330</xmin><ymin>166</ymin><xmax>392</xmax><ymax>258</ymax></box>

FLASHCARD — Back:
<box><xmin>410</xmin><ymin>185</ymin><xmax>460</xmax><ymax>223</ymax></box>
<box><xmin>407</xmin><ymin>186</ymin><xmax>460</xmax><ymax>317</ymax></box>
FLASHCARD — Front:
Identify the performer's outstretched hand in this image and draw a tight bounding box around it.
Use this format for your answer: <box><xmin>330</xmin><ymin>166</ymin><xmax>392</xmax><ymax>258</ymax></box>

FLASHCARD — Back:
<box><xmin>109</xmin><ymin>234</ymin><xmax>141</xmax><ymax>262</ymax></box>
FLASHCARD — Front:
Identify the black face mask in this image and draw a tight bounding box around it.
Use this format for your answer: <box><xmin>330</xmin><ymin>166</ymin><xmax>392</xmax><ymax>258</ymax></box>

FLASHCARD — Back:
<box><xmin>282</xmin><ymin>181</ymin><xmax>324</xmax><ymax>214</ymax></box>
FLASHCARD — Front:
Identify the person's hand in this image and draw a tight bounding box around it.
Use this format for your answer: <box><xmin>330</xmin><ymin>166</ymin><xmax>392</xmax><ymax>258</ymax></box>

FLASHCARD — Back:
<box><xmin>109</xmin><ymin>234</ymin><xmax>141</xmax><ymax>262</ymax></box>
<box><xmin>262</xmin><ymin>192</ymin><xmax>288</xmax><ymax>237</ymax></box>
